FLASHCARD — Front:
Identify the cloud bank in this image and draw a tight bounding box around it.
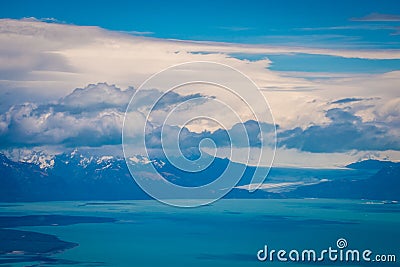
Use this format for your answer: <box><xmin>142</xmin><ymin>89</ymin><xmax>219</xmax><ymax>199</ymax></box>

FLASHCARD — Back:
<box><xmin>0</xmin><ymin>19</ymin><xmax>399</xmax><ymax>166</ymax></box>
<box><xmin>0</xmin><ymin>83</ymin><xmax>274</xmax><ymax>151</ymax></box>
<box><xmin>1</xmin><ymin>83</ymin><xmax>398</xmax><ymax>157</ymax></box>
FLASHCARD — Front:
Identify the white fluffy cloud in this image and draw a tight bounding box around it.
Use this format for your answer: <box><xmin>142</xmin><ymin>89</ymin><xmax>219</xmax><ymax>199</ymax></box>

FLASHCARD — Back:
<box><xmin>0</xmin><ymin>83</ymin><xmax>130</xmax><ymax>147</ymax></box>
<box><xmin>59</xmin><ymin>83</ymin><xmax>134</xmax><ymax>112</ymax></box>
<box><xmin>1</xmin><ymin>18</ymin><xmax>399</xmax><ymax>127</ymax></box>
<box><xmin>1</xmin><ymin>19</ymin><xmax>399</xmax><ymax>166</ymax></box>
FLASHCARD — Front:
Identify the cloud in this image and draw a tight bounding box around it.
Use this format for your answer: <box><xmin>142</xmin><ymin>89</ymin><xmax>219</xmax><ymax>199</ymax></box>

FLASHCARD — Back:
<box><xmin>0</xmin><ymin>83</ymin><xmax>135</xmax><ymax>147</ymax></box>
<box><xmin>1</xmin><ymin>18</ymin><xmax>399</xmax><ymax>98</ymax></box>
<box><xmin>330</xmin><ymin>97</ymin><xmax>367</xmax><ymax>104</ymax></box>
<box><xmin>297</xmin><ymin>24</ymin><xmax>399</xmax><ymax>33</ymax></box>
<box><xmin>218</xmin><ymin>26</ymin><xmax>253</xmax><ymax>32</ymax></box>
<box><xmin>145</xmin><ymin>119</ymin><xmax>275</xmax><ymax>151</ymax></box>
<box><xmin>278</xmin><ymin>107</ymin><xmax>400</xmax><ymax>153</ymax></box>
<box><xmin>0</xmin><ymin>82</ymin><xmax>256</xmax><ymax>150</ymax></box>
<box><xmin>58</xmin><ymin>83</ymin><xmax>135</xmax><ymax>112</ymax></box>
<box><xmin>1</xmin><ymin>19</ymin><xmax>400</xmax><ymax>165</ymax></box>
<box><xmin>374</xmin><ymin>98</ymin><xmax>400</xmax><ymax>128</ymax></box>
<box><xmin>150</xmin><ymin>91</ymin><xmax>207</xmax><ymax>112</ymax></box>
<box><xmin>21</xmin><ymin>17</ymin><xmax>68</xmax><ymax>24</ymax></box>
<box><xmin>1</xmin><ymin>82</ymin><xmax>398</xmax><ymax>167</ymax></box>
<box><xmin>119</xmin><ymin>30</ymin><xmax>154</xmax><ymax>36</ymax></box>
<box><xmin>351</xmin><ymin>13</ymin><xmax>400</xmax><ymax>22</ymax></box>
<box><xmin>1</xmin><ymin>19</ymin><xmax>399</xmax><ymax>130</ymax></box>
<box><xmin>0</xmin><ymin>101</ymin><xmax>124</xmax><ymax>148</ymax></box>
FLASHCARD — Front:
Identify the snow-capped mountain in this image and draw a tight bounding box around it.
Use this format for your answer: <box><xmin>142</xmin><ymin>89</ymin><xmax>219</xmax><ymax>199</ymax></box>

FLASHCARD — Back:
<box><xmin>9</xmin><ymin>149</ymin><xmax>165</xmax><ymax>171</ymax></box>
<box><xmin>0</xmin><ymin>149</ymin><xmax>246</xmax><ymax>201</ymax></box>
<box><xmin>0</xmin><ymin>149</ymin><xmax>175</xmax><ymax>201</ymax></box>
<box><xmin>0</xmin><ymin>150</ymin><xmax>148</xmax><ymax>201</ymax></box>
<box><xmin>0</xmin><ymin>150</ymin><xmax>399</xmax><ymax>202</ymax></box>
<box><xmin>4</xmin><ymin>149</ymin><xmax>55</xmax><ymax>169</ymax></box>
<box><xmin>128</xmin><ymin>155</ymin><xmax>166</xmax><ymax>168</ymax></box>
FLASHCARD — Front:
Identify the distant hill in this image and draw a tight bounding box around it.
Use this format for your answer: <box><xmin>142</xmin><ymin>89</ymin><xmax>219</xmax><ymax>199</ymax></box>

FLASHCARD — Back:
<box><xmin>288</xmin><ymin>164</ymin><xmax>400</xmax><ymax>201</ymax></box>
<box><xmin>358</xmin><ymin>165</ymin><xmax>400</xmax><ymax>200</ymax></box>
<box><xmin>346</xmin><ymin>159</ymin><xmax>400</xmax><ymax>170</ymax></box>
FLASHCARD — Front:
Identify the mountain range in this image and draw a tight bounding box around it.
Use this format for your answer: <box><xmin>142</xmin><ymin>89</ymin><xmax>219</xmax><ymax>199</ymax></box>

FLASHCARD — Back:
<box><xmin>0</xmin><ymin>150</ymin><xmax>399</xmax><ymax>202</ymax></box>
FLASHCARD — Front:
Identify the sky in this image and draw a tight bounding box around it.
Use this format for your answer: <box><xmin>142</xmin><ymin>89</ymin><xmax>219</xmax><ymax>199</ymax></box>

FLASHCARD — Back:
<box><xmin>2</xmin><ymin>0</ymin><xmax>400</xmax><ymax>47</ymax></box>
<box><xmin>0</xmin><ymin>1</ymin><xmax>399</xmax><ymax>168</ymax></box>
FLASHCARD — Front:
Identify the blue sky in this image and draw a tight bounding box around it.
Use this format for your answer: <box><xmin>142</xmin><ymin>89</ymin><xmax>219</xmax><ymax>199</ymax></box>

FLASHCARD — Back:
<box><xmin>2</xmin><ymin>0</ymin><xmax>400</xmax><ymax>47</ymax></box>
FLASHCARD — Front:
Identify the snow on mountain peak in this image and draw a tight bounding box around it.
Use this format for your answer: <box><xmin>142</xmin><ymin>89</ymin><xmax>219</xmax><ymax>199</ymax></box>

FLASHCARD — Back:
<box><xmin>96</xmin><ymin>156</ymin><xmax>114</xmax><ymax>164</ymax></box>
<box><xmin>128</xmin><ymin>155</ymin><xmax>165</xmax><ymax>168</ymax></box>
<box><xmin>79</xmin><ymin>156</ymin><xmax>93</xmax><ymax>168</ymax></box>
<box><xmin>1</xmin><ymin>148</ymin><xmax>166</xmax><ymax>171</ymax></box>
<box><xmin>70</xmin><ymin>148</ymin><xmax>79</xmax><ymax>158</ymax></box>
<box><xmin>128</xmin><ymin>155</ymin><xmax>151</xmax><ymax>164</ymax></box>
<box><xmin>7</xmin><ymin>150</ymin><xmax>56</xmax><ymax>169</ymax></box>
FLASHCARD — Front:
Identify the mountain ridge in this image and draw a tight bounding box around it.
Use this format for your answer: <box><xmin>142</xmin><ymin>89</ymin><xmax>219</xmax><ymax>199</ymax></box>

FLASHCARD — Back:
<box><xmin>0</xmin><ymin>151</ymin><xmax>398</xmax><ymax>202</ymax></box>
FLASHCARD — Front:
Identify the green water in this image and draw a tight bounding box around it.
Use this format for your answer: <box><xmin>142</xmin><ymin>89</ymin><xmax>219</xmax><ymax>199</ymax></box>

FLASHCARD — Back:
<box><xmin>1</xmin><ymin>199</ymin><xmax>399</xmax><ymax>266</ymax></box>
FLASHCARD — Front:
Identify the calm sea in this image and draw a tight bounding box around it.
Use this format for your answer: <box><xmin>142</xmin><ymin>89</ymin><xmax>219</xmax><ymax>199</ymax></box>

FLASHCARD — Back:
<box><xmin>1</xmin><ymin>199</ymin><xmax>399</xmax><ymax>267</ymax></box>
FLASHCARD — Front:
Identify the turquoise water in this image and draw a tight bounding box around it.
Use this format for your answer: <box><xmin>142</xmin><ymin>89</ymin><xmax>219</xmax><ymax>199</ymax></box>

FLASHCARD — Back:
<box><xmin>1</xmin><ymin>199</ymin><xmax>399</xmax><ymax>267</ymax></box>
